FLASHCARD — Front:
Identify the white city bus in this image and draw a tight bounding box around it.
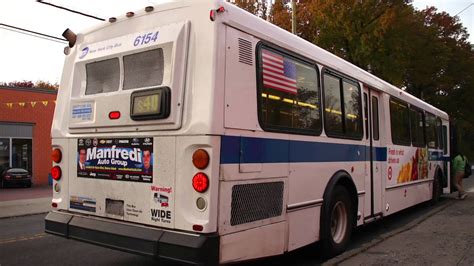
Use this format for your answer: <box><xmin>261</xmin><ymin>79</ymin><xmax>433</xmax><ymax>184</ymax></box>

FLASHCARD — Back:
<box><xmin>45</xmin><ymin>0</ymin><xmax>451</xmax><ymax>264</ymax></box>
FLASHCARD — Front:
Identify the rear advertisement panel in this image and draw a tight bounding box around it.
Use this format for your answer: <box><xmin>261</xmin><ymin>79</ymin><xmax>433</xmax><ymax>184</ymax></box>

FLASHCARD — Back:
<box><xmin>77</xmin><ymin>137</ymin><xmax>153</xmax><ymax>183</ymax></box>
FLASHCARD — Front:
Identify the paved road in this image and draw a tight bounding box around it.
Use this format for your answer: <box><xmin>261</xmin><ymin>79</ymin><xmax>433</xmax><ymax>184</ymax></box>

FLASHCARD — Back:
<box><xmin>0</xmin><ymin>179</ymin><xmax>472</xmax><ymax>265</ymax></box>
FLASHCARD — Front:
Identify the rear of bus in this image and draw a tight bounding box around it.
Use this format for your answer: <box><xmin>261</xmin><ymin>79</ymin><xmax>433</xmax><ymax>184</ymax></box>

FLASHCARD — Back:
<box><xmin>45</xmin><ymin>1</ymin><xmax>223</xmax><ymax>264</ymax></box>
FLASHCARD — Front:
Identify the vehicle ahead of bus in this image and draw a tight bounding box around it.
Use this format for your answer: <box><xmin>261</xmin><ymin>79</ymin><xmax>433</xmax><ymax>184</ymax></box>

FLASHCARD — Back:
<box><xmin>1</xmin><ymin>168</ymin><xmax>32</xmax><ymax>188</ymax></box>
<box><xmin>45</xmin><ymin>0</ymin><xmax>451</xmax><ymax>264</ymax></box>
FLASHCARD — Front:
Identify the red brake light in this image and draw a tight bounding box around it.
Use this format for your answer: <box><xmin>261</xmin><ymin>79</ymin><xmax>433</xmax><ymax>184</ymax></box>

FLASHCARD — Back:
<box><xmin>109</xmin><ymin>111</ymin><xmax>121</xmax><ymax>120</ymax></box>
<box><xmin>193</xmin><ymin>224</ymin><xmax>203</xmax><ymax>232</ymax></box>
<box><xmin>192</xmin><ymin>172</ymin><xmax>209</xmax><ymax>193</ymax></box>
<box><xmin>52</xmin><ymin>148</ymin><xmax>62</xmax><ymax>163</ymax></box>
<box><xmin>51</xmin><ymin>166</ymin><xmax>62</xmax><ymax>181</ymax></box>
<box><xmin>5</xmin><ymin>175</ymin><xmax>11</xmax><ymax>180</ymax></box>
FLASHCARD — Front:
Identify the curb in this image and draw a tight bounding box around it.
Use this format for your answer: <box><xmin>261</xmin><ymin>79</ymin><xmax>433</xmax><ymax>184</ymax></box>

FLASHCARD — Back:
<box><xmin>0</xmin><ymin>197</ymin><xmax>51</xmax><ymax>219</ymax></box>
<box><xmin>0</xmin><ymin>211</ymin><xmax>49</xmax><ymax>220</ymax></box>
<box><xmin>323</xmin><ymin>197</ymin><xmax>456</xmax><ymax>265</ymax></box>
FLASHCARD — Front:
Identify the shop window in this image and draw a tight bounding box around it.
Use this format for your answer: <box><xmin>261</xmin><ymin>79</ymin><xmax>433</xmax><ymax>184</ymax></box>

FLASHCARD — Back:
<box><xmin>11</xmin><ymin>139</ymin><xmax>32</xmax><ymax>172</ymax></box>
<box><xmin>0</xmin><ymin>138</ymin><xmax>9</xmax><ymax>173</ymax></box>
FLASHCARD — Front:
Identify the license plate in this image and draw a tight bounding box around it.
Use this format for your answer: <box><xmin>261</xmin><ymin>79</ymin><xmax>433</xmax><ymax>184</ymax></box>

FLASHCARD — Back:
<box><xmin>106</xmin><ymin>199</ymin><xmax>124</xmax><ymax>216</ymax></box>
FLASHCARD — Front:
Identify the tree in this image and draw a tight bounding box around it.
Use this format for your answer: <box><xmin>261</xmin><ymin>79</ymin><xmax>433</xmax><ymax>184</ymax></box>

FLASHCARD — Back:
<box><xmin>229</xmin><ymin>0</ymin><xmax>269</xmax><ymax>20</ymax></box>
<box><xmin>0</xmin><ymin>80</ymin><xmax>59</xmax><ymax>90</ymax></box>
<box><xmin>270</xmin><ymin>0</ymin><xmax>291</xmax><ymax>32</ymax></box>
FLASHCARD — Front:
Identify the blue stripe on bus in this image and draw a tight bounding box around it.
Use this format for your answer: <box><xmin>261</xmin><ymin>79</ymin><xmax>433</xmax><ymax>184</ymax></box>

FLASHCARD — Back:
<box><xmin>220</xmin><ymin>135</ymin><xmax>387</xmax><ymax>164</ymax></box>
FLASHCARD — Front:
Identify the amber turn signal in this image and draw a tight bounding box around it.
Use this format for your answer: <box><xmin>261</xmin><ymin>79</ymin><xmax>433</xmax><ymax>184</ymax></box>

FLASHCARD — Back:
<box><xmin>192</xmin><ymin>149</ymin><xmax>209</xmax><ymax>169</ymax></box>
<box><xmin>52</xmin><ymin>148</ymin><xmax>62</xmax><ymax>163</ymax></box>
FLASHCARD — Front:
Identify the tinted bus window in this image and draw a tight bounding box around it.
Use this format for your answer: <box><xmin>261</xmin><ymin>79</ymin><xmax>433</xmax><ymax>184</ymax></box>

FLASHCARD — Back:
<box><xmin>437</xmin><ymin>118</ymin><xmax>444</xmax><ymax>150</ymax></box>
<box><xmin>258</xmin><ymin>47</ymin><xmax>321</xmax><ymax>134</ymax></box>
<box><xmin>364</xmin><ymin>93</ymin><xmax>368</xmax><ymax>139</ymax></box>
<box><xmin>410</xmin><ymin>107</ymin><xmax>425</xmax><ymax>147</ymax></box>
<box><xmin>425</xmin><ymin>113</ymin><xmax>437</xmax><ymax>148</ymax></box>
<box><xmin>323</xmin><ymin>74</ymin><xmax>343</xmax><ymax>135</ymax></box>
<box><xmin>372</xmin><ymin>96</ymin><xmax>379</xmax><ymax>141</ymax></box>
<box><xmin>323</xmin><ymin>72</ymin><xmax>362</xmax><ymax>139</ymax></box>
<box><xmin>342</xmin><ymin>81</ymin><xmax>362</xmax><ymax>138</ymax></box>
<box><xmin>442</xmin><ymin>125</ymin><xmax>448</xmax><ymax>155</ymax></box>
<box><xmin>390</xmin><ymin>98</ymin><xmax>410</xmax><ymax>145</ymax></box>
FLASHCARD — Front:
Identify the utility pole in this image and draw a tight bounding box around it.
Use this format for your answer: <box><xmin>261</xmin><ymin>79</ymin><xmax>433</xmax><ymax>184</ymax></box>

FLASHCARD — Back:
<box><xmin>291</xmin><ymin>0</ymin><xmax>296</xmax><ymax>34</ymax></box>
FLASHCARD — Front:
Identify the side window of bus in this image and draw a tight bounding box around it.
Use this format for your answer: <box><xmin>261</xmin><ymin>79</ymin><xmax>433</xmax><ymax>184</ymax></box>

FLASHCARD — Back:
<box><xmin>323</xmin><ymin>73</ymin><xmax>363</xmax><ymax>139</ymax></box>
<box><xmin>257</xmin><ymin>47</ymin><xmax>322</xmax><ymax>134</ymax></box>
<box><xmin>442</xmin><ymin>125</ymin><xmax>448</xmax><ymax>154</ymax></box>
<box><xmin>436</xmin><ymin>117</ymin><xmax>443</xmax><ymax>150</ymax></box>
<box><xmin>85</xmin><ymin>58</ymin><xmax>120</xmax><ymax>95</ymax></box>
<box><xmin>410</xmin><ymin>107</ymin><xmax>425</xmax><ymax>147</ymax></box>
<box><xmin>425</xmin><ymin>113</ymin><xmax>438</xmax><ymax>148</ymax></box>
<box><xmin>390</xmin><ymin>98</ymin><xmax>410</xmax><ymax>145</ymax></box>
<box><xmin>364</xmin><ymin>93</ymin><xmax>368</xmax><ymax>139</ymax></box>
<box><xmin>372</xmin><ymin>96</ymin><xmax>379</xmax><ymax>141</ymax></box>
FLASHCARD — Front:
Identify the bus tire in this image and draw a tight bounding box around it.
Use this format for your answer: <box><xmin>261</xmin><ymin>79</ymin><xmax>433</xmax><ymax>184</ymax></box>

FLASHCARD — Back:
<box><xmin>431</xmin><ymin>173</ymin><xmax>442</xmax><ymax>204</ymax></box>
<box><xmin>320</xmin><ymin>185</ymin><xmax>353</xmax><ymax>258</ymax></box>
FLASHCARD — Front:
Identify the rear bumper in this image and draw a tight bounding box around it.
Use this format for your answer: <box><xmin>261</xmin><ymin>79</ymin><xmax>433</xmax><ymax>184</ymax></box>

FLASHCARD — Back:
<box><xmin>45</xmin><ymin>211</ymin><xmax>219</xmax><ymax>265</ymax></box>
<box><xmin>3</xmin><ymin>178</ymin><xmax>31</xmax><ymax>185</ymax></box>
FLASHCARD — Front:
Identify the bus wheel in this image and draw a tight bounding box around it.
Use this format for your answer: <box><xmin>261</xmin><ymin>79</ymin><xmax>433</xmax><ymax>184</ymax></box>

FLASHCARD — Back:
<box><xmin>321</xmin><ymin>186</ymin><xmax>353</xmax><ymax>258</ymax></box>
<box><xmin>431</xmin><ymin>174</ymin><xmax>442</xmax><ymax>204</ymax></box>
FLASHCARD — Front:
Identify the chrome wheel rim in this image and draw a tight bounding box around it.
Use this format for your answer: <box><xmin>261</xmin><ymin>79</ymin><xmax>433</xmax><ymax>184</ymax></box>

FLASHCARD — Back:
<box><xmin>331</xmin><ymin>201</ymin><xmax>348</xmax><ymax>244</ymax></box>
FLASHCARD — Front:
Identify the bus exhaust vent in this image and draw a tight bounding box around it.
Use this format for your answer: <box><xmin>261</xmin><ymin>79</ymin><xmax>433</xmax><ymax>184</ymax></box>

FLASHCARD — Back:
<box><xmin>230</xmin><ymin>181</ymin><xmax>284</xmax><ymax>226</ymax></box>
<box><xmin>238</xmin><ymin>38</ymin><xmax>253</xmax><ymax>66</ymax></box>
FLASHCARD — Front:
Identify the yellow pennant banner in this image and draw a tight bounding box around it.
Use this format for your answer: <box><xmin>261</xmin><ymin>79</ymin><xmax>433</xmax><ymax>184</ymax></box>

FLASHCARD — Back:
<box><xmin>1</xmin><ymin>100</ymin><xmax>55</xmax><ymax>108</ymax></box>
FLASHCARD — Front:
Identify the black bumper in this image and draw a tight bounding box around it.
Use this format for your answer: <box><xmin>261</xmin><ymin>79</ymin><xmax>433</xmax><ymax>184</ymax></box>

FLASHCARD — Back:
<box><xmin>45</xmin><ymin>211</ymin><xmax>219</xmax><ymax>265</ymax></box>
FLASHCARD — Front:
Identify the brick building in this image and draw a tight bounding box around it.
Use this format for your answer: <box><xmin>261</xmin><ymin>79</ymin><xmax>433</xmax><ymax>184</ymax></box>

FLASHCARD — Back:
<box><xmin>0</xmin><ymin>86</ymin><xmax>57</xmax><ymax>185</ymax></box>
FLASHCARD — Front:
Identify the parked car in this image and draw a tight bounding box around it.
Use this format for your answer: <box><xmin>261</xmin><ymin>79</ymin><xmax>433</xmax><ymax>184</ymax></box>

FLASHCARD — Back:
<box><xmin>0</xmin><ymin>168</ymin><xmax>32</xmax><ymax>188</ymax></box>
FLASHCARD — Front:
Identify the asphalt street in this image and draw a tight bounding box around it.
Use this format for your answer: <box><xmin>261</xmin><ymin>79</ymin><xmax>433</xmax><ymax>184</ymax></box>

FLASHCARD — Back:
<box><xmin>0</xmin><ymin>178</ymin><xmax>472</xmax><ymax>266</ymax></box>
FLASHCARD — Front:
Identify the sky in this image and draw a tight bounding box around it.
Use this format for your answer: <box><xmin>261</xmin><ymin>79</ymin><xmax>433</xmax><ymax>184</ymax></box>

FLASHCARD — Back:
<box><xmin>0</xmin><ymin>0</ymin><xmax>472</xmax><ymax>84</ymax></box>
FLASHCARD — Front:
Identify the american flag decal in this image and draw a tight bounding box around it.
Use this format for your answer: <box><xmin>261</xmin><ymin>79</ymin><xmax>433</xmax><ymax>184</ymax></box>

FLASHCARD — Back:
<box><xmin>262</xmin><ymin>49</ymin><xmax>298</xmax><ymax>94</ymax></box>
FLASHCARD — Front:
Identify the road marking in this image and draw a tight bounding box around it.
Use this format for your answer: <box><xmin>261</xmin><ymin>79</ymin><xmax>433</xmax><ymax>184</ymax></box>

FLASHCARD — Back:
<box><xmin>0</xmin><ymin>233</ymin><xmax>48</xmax><ymax>245</ymax></box>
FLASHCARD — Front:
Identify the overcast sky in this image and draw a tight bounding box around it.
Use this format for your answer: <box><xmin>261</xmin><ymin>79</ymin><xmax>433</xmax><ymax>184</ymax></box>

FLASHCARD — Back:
<box><xmin>0</xmin><ymin>0</ymin><xmax>472</xmax><ymax>84</ymax></box>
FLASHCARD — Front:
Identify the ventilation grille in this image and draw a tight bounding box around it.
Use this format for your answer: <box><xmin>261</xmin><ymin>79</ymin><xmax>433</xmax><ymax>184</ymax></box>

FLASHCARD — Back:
<box><xmin>238</xmin><ymin>38</ymin><xmax>253</xmax><ymax>66</ymax></box>
<box><xmin>231</xmin><ymin>182</ymin><xmax>284</xmax><ymax>226</ymax></box>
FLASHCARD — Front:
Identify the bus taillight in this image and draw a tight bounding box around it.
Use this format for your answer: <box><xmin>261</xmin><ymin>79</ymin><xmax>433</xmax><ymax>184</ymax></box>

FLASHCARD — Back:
<box><xmin>192</xmin><ymin>149</ymin><xmax>209</xmax><ymax>169</ymax></box>
<box><xmin>51</xmin><ymin>166</ymin><xmax>62</xmax><ymax>181</ymax></box>
<box><xmin>192</xmin><ymin>172</ymin><xmax>209</xmax><ymax>193</ymax></box>
<box><xmin>51</xmin><ymin>148</ymin><xmax>62</xmax><ymax>163</ymax></box>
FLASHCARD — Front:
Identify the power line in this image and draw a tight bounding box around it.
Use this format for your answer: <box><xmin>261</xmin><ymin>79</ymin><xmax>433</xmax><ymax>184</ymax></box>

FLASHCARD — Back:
<box><xmin>455</xmin><ymin>3</ymin><xmax>473</xmax><ymax>16</ymax></box>
<box><xmin>0</xmin><ymin>23</ymin><xmax>67</xmax><ymax>44</ymax></box>
<box><xmin>36</xmin><ymin>0</ymin><xmax>105</xmax><ymax>21</ymax></box>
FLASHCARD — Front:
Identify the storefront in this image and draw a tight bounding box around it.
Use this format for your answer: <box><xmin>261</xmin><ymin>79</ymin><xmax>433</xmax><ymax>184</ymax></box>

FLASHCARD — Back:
<box><xmin>0</xmin><ymin>86</ymin><xmax>57</xmax><ymax>185</ymax></box>
<box><xmin>0</xmin><ymin>124</ymin><xmax>33</xmax><ymax>173</ymax></box>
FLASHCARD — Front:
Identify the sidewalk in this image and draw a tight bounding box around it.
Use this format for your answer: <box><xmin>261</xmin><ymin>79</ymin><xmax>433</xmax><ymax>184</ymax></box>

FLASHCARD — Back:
<box><xmin>0</xmin><ymin>185</ymin><xmax>52</xmax><ymax>218</ymax></box>
<box><xmin>327</xmin><ymin>177</ymin><xmax>474</xmax><ymax>265</ymax></box>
